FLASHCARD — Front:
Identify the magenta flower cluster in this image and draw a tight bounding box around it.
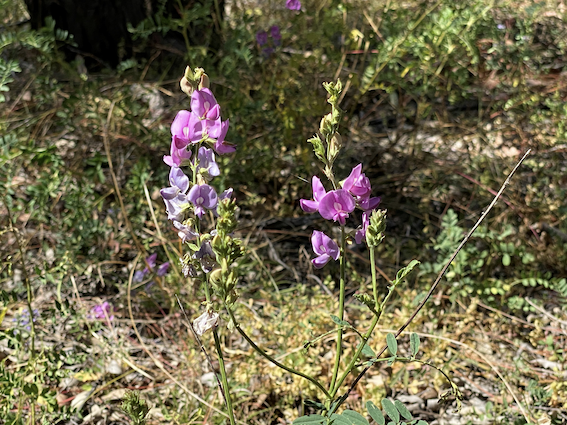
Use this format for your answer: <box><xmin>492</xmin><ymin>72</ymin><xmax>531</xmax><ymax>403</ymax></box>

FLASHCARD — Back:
<box><xmin>301</xmin><ymin>164</ymin><xmax>381</xmax><ymax>268</ymax></box>
<box><xmin>161</xmin><ymin>83</ymin><xmax>235</xmax><ymax>245</ymax></box>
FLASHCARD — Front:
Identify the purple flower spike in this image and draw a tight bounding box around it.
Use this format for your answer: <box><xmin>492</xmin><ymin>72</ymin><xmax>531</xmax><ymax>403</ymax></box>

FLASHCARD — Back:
<box><xmin>318</xmin><ymin>189</ymin><xmax>356</xmax><ymax>225</ymax></box>
<box><xmin>197</xmin><ymin>147</ymin><xmax>220</xmax><ymax>178</ymax></box>
<box><xmin>171</xmin><ymin>110</ymin><xmax>196</xmax><ymax>148</ymax></box>
<box><xmin>311</xmin><ymin>230</ymin><xmax>340</xmax><ymax>269</ymax></box>
<box><xmin>164</xmin><ymin>139</ymin><xmax>192</xmax><ymax>167</ymax></box>
<box><xmin>256</xmin><ymin>30</ymin><xmax>268</xmax><ymax>46</ymax></box>
<box><xmin>300</xmin><ymin>176</ymin><xmax>327</xmax><ymax>213</ymax></box>
<box><xmin>188</xmin><ymin>184</ymin><xmax>218</xmax><ymax>218</ymax></box>
<box><xmin>342</xmin><ymin>164</ymin><xmax>372</xmax><ymax>198</ymax></box>
<box><xmin>286</xmin><ymin>0</ymin><xmax>301</xmax><ymax>10</ymax></box>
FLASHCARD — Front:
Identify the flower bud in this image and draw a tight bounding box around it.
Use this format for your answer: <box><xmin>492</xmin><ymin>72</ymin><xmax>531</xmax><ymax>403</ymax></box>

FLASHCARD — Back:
<box><xmin>180</xmin><ymin>75</ymin><xmax>194</xmax><ymax>97</ymax></box>
<box><xmin>199</xmin><ymin>74</ymin><xmax>210</xmax><ymax>90</ymax></box>
<box><xmin>327</xmin><ymin>133</ymin><xmax>342</xmax><ymax>163</ymax></box>
<box><xmin>367</xmin><ymin>209</ymin><xmax>387</xmax><ymax>247</ymax></box>
<box><xmin>319</xmin><ymin>113</ymin><xmax>333</xmax><ymax>137</ymax></box>
<box><xmin>209</xmin><ymin>268</ymin><xmax>223</xmax><ymax>285</ymax></box>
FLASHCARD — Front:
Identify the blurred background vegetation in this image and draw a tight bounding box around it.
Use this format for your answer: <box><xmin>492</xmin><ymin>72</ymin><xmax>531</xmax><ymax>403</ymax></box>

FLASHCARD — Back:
<box><xmin>1</xmin><ymin>0</ymin><xmax>566</xmax><ymax>423</ymax></box>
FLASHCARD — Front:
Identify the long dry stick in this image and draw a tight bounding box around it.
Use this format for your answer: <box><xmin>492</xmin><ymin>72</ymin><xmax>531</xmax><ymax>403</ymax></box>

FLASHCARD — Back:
<box><xmin>335</xmin><ymin>149</ymin><xmax>532</xmax><ymax>423</ymax></box>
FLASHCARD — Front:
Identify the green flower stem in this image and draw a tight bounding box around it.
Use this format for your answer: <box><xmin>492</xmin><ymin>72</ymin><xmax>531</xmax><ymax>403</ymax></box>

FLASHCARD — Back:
<box><xmin>213</xmin><ymin>329</ymin><xmax>236</xmax><ymax>425</ymax></box>
<box><xmin>329</xmin><ymin>226</ymin><xmax>347</xmax><ymax>394</ymax></box>
<box><xmin>225</xmin><ymin>306</ymin><xmax>331</xmax><ymax>399</ymax></box>
<box><xmin>330</xmin><ymin>246</ymin><xmax>381</xmax><ymax>397</ymax></box>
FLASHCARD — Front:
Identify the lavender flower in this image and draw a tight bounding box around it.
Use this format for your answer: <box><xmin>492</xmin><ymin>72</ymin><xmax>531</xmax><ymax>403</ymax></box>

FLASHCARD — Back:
<box><xmin>197</xmin><ymin>146</ymin><xmax>220</xmax><ymax>179</ymax></box>
<box><xmin>188</xmin><ymin>184</ymin><xmax>218</xmax><ymax>218</ymax></box>
<box><xmin>160</xmin><ymin>167</ymin><xmax>191</xmax><ymax>221</ymax></box>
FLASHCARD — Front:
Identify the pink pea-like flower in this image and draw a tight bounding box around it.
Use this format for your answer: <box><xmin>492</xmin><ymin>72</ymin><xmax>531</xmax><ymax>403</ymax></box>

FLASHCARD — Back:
<box><xmin>171</xmin><ymin>110</ymin><xmax>196</xmax><ymax>148</ymax></box>
<box><xmin>318</xmin><ymin>189</ymin><xmax>356</xmax><ymax>225</ymax></box>
<box><xmin>311</xmin><ymin>230</ymin><xmax>340</xmax><ymax>269</ymax></box>
<box><xmin>164</xmin><ymin>138</ymin><xmax>192</xmax><ymax>167</ymax></box>
<box><xmin>342</xmin><ymin>164</ymin><xmax>372</xmax><ymax>198</ymax></box>
<box><xmin>188</xmin><ymin>184</ymin><xmax>218</xmax><ymax>218</ymax></box>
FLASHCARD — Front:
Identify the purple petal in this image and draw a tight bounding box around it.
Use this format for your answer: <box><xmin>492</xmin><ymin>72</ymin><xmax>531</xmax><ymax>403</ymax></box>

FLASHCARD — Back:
<box><xmin>359</xmin><ymin>196</ymin><xmax>381</xmax><ymax>211</ymax></box>
<box><xmin>300</xmin><ymin>199</ymin><xmax>319</xmax><ymax>213</ymax></box>
<box><xmin>342</xmin><ymin>164</ymin><xmax>362</xmax><ymax>192</ymax></box>
<box><xmin>157</xmin><ymin>262</ymin><xmax>170</xmax><ymax>276</ymax></box>
<box><xmin>312</xmin><ymin>254</ymin><xmax>331</xmax><ymax>269</ymax></box>
<box><xmin>312</xmin><ymin>176</ymin><xmax>326</xmax><ymax>202</ymax></box>
<box><xmin>171</xmin><ymin>110</ymin><xmax>192</xmax><ymax>148</ymax></box>
<box><xmin>169</xmin><ymin>166</ymin><xmax>190</xmax><ymax>193</ymax></box>
<box><xmin>318</xmin><ymin>190</ymin><xmax>356</xmax><ymax>225</ymax></box>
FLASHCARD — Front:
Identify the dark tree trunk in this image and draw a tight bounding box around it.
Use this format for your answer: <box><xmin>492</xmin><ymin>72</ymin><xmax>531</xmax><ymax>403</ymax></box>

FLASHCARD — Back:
<box><xmin>24</xmin><ymin>0</ymin><xmax>224</xmax><ymax>68</ymax></box>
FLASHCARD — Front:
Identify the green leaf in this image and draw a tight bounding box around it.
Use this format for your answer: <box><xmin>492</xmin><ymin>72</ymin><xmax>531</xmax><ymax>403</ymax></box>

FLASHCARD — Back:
<box><xmin>502</xmin><ymin>253</ymin><xmax>511</xmax><ymax>266</ymax></box>
<box><xmin>330</xmin><ymin>314</ymin><xmax>351</xmax><ymax>328</ymax></box>
<box><xmin>341</xmin><ymin>410</ymin><xmax>370</xmax><ymax>425</ymax></box>
<box><xmin>381</xmin><ymin>399</ymin><xmax>399</xmax><ymax>423</ymax></box>
<box><xmin>410</xmin><ymin>333</ymin><xmax>420</xmax><ymax>357</ymax></box>
<box><xmin>293</xmin><ymin>415</ymin><xmax>326</xmax><ymax>424</ymax></box>
<box><xmin>366</xmin><ymin>401</ymin><xmax>385</xmax><ymax>425</ymax></box>
<box><xmin>415</xmin><ymin>421</ymin><xmax>429</xmax><ymax>425</ymax></box>
<box><xmin>392</xmin><ymin>260</ymin><xmax>420</xmax><ymax>285</ymax></box>
<box><xmin>329</xmin><ymin>414</ymin><xmax>352</xmax><ymax>425</ymax></box>
<box><xmin>386</xmin><ymin>333</ymin><xmax>398</xmax><ymax>356</ymax></box>
<box><xmin>360</xmin><ymin>343</ymin><xmax>376</xmax><ymax>358</ymax></box>
<box><xmin>394</xmin><ymin>400</ymin><xmax>412</xmax><ymax>420</ymax></box>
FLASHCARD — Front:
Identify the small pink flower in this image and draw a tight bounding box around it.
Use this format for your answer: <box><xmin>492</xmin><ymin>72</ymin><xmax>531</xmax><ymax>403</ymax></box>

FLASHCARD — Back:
<box><xmin>311</xmin><ymin>230</ymin><xmax>340</xmax><ymax>269</ymax></box>
<box><xmin>342</xmin><ymin>164</ymin><xmax>372</xmax><ymax>198</ymax></box>
<box><xmin>318</xmin><ymin>189</ymin><xmax>355</xmax><ymax>225</ymax></box>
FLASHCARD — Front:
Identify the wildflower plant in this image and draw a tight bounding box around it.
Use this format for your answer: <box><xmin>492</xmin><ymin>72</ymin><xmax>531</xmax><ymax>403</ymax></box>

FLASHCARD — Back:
<box><xmin>161</xmin><ymin>66</ymin><xmax>464</xmax><ymax>424</ymax></box>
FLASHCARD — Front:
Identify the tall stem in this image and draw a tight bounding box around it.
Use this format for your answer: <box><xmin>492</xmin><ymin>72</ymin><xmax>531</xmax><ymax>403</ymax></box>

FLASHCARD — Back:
<box><xmin>329</xmin><ymin>226</ymin><xmax>347</xmax><ymax>394</ymax></box>
<box><xmin>330</xmin><ymin>246</ymin><xmax>381</xmax><ymax>398</ymax></box>
<box><xmin>213</xmin><ymin>330</ymin><xmax>236</xmax><ymax>425</ymax></box>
